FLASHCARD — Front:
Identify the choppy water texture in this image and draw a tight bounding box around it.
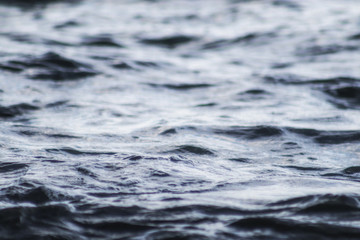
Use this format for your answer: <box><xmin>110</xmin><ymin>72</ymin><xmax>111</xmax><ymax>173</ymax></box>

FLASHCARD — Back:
<box><xmin>1</xmin><ymin>0</ymin><xmax>360</xmax><ymax>239</ymax></box>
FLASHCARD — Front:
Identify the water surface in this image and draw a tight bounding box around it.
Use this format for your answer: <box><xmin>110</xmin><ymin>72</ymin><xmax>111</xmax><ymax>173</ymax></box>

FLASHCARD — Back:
<box><xmin>1</xmin><ymin>0</ymin><xmax>360</xmax><ymax>239</ymax></box>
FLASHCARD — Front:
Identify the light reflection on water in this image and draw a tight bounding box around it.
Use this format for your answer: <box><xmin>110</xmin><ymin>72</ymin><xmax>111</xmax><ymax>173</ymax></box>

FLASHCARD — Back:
<box><xmin>0</xmin><ymin>0</ymin><xmax>360</xmax><ymax>239</ymax></box>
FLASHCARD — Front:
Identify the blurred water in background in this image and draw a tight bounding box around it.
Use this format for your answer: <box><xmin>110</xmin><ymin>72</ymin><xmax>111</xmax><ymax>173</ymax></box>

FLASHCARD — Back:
<box><xmin>1</xmin><ymin>0</ymin><xmax>360</xmax><ymax>239</ymax></box>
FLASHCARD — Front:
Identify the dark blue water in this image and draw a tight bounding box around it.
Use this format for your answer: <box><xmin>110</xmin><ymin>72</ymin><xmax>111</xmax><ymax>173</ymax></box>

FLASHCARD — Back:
<box><xmin>1</xmin><ymin>0</ymin><xmax>360</xmax><ymax>239</ymax></box>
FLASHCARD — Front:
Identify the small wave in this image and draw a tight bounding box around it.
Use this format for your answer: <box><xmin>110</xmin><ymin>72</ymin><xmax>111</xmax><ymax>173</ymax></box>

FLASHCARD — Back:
<box><xmin>0</xmin><ymin>52</ymin><xmax>98</xmax><ymax>81</ymax></box>
<box><xmin>148</xmin><ymin>83</ymin><xmax>213</xmax><ymax>90</ymax></box>
<box><xmin>0</xmin><ymin>162</ymin><xmax>28</xmax><ymax>174</ymax></box>
<box><xmin>81</xmin><ymin>34</ymin><xmax>124</xmax><ymax>48</ymax></box>
<box><xmin>46</xmin><ymin>147</ymin><xmax>117</xmax><ymax>156</ymax></box>
<box><xmin>112</xmin><ymin>60</ymin><xmax>167</xmax><ymax>71</ymax></box>
<box><xmin>273</xmin><ymin>0</ymin><xmax>301</xmax><ymax>9</ymax></box>
<box><xmin>342</xmin><ymin>166</ymin><xmax>360</xmax><ymax>175</ymax></box>
<box><xmin>149</xmin><ymin>169</ymin><xmax>170</xmax><ymax>177</ymax></box>
<box><xmin>73</xmin><ymin>219</ymin><xmax>154</xmax><ymax>237</ymax></box>
<box><xmin>45</xmin><ymin>100</ymin><xmax>69</xmax><ymax>108</ymax></box>
<box><xmin>3</xmin><ymin>184</ymin><xmax>75</xmax><ymax>204</ymax></box>
<box><xmin>160</xmin><ymin>128</ymin><xmax>177</xmax><ymax>136</ymax></box>
<box><xmin>324</xmin><ymin>86</ymin><xmax>360</xmax><ymax>109</ymax></box>
<box><xmin>280</xmin><ymin>165</ymin><xmax>328</xmax><ymax>172</ymax></box>
<box><xmin>124</xmin><ymin>155</ymin><xmax>143</xmax><ymax>161</ymax></box>
<box><xmin>213</xmin><ymin>125</ymin><xmax>283</xmax><ymax>140</ymax></box>
<box><xmin>166</xmin><ymin>145</ymin><xmax>215</xmax><ymax>156</ymax></box>
<box><xmin>264</xmin><ymin>74</ymin><xmax>360</xmax><ymax>85</ymax></box>
<box><xmin>0</xmin><ymin>103</ymin><xmax>39</xmax><ymax>118</ymax></box>
<box><xmin>285</xmin><ymin>127</ymin><xmax>320</xmax><ymax>137</ymax></box>
<box><xmin>286</xmin><ymin>127</ymin><xmax>360</xmax><ymax>144</ymax></box>
<box><xmin>0</xmin><ymin>0</ymin><xmax>82</xmax><ymax>10</ymax></box>
<box><xmin>146</xmin><ymin>231</ymin><xmax>209</xmax><ymax>240</ymax></box>
<box><xmin>0</xmin><ymin>204</ymin><xmax>74</xmax><ymax>239</ymax></box>
<box><xmin>228</xmin><ymin>216</ymin><xmax>360</xmax><ymax>239</ymax></box>
<box><xmin>269</xmin><ymin>194</ymin><xmax>360</xmax><ymax>215</ymax></box>
<box><xmin>139</xmin><ymin>35</ymin><xmax>198</xmax><ymax>48</ymax></box>
<box><xmin>297</xmin><ymin>196</ymin><xmax>360</xmax><ymax>214</ymax></box>
<box><xmin>201</xmin><ymin>32</ymin><xmax>276</xmax><ymax>50</ymax></box>
<box><xmin>195</xmin><ymin>102</ymin><xmax>217</xmax><ymax>107</ymax></box>
<box><xmin>111</xmin><ymin>61</ymin><xmax>134</xmax><ymax>70</ymax></box>
<box><xmin>5</xmin><ymin>187</ymin><xmax>55</xmax><ymax>205</ymax></box>
<box><xmin>157</xmin><ymin>204</ymin><xmax>251</xmax><ymax>216</ymax></box>
<box><xmin>348</xmin><ymin>33</ymin><xmax>360</xmax><ymax>40</ymax></box>
<box><xmin>236</xmin><ymin>88</ymin><xmax>272</xmax><ymax>101</ymax></box>
<box><xmin>315</xmin><ymin>132</ymin><xmax>360</xmax><ymax>144</ymax></box>
<box><xmin>15</xmin><ymin>128</ymin><xmax>80</xmax><ymax>139</ymax></box>
<box><xmin>76</xmin><ymin>167</ymin><xmax>98</xmax><ymax>179</ymax></box>
<box><xmin>0</xmin><ymin>32</ymin><xmax>73</xmax><ymax>47</ymax></box>
<box><xmin>54</xmin><ymin>20</ymin><xmax>80</xmax><ymax>29</ymax></box>
<box><xmin>296</xmin><ymin>44</ymin><xmax>358</xmax><ymax>56</ymax></box>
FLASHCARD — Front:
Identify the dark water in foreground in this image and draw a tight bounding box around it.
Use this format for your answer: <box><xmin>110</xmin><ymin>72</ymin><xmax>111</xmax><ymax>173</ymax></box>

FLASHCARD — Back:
<box><xmin>1</xmin><ymin>0</ymin><xmax>360</xmax><ymax>239</ymax></box>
